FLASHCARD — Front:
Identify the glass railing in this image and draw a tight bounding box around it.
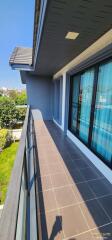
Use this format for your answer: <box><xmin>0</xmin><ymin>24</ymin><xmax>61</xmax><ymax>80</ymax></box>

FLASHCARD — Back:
<box><xmin>16</xmin><ymin>166</ymin><xmax>27</xmax><ymax>240</ymax></box>
<box><xmin>0</xmin><ymin>108</ymin><xmax>41</xmax><ymax>240</ymax></box>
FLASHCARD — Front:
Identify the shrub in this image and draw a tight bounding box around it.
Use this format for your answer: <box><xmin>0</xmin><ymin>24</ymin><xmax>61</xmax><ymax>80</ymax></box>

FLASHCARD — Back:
<box><xmin>0</xmin><ymin>129</ymin><xmax>12</xmax><ymax>150</ymax></box>
<box><xmin>0</xmin><ymin>97</ymin><xmax>18</xmax><ymax>129</ymax></box>
<box><xmin>17</xmin><ymin>107</ymin><xmax>26</xmax><ymax>122</ymax></box>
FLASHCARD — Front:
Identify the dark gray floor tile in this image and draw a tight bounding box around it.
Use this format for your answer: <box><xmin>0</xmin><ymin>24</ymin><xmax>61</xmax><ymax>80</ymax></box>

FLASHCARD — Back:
<box><xmin>54</xmin><ymin>186</ymin><xmax>77</xmax><ymax>208</ymax></box>
<box><xmin>51</xmin><ymin>173</ymin><xmax>69</xmax><ymax>188</ymax></box>
<box><xmin>72</xmin><ymin>158</ymin><xmax>89</xmax><ymax>169</ymax></box>
<box><xmin>40</xmin><ymin>210</ymin><xmax>64</xmax><ymax>240</ymax></box>
<box><xmin>103</xmin><ymin>179</ymin><xmax>112</xmax><ymax>193</ymax></box>
<box><xmin>36</xmin><ymin>121</ymin><xmax>112</xmax><ymax>240</ymax></box>
<box><xmin>91</xmin><ymin>223</ymin><xmax>112</xmax><ymax>240</ymax></box>
<box><xmin>68</xmin><ymin>168</ymin><xmax>85</xmax><ymax>184</ymax></box>
<box><xmin>64</xmin><ymin>159</ymin><xmax>76</xmax><ymax>170</ymax></box>
<box><xmin>69</xmin><ymin>150</ymin><xmax>84</xmax><ymax>160</ymax></box>
<box><xmin>60</xmin><ymin>205</ymin><xmax>89</xmax><ymax>238</ymax></box>
<box><xmin>39</xmin><ymin>190</ymin><xmax>57</xmax><ymax>213</ymax></box>
<box><xmin>80</xmin><ymin>199</ymin><xmax>110</xmax><ymax>229</ymax></box>
<box><xmin>75</xmin><ymin>182</ymin><xmax>95</xmax><ymax>202</ymax></box>
<box><xmin>89</xmin><ymin>164</ymin><xmax>105</xmax><ymax>178</ymax></box>
<box><xmin>48</xmin><ymin>163</ymin><xmax>64</xmax><ymax>174</ymax></box>
<box><xmin>98</xmin><ymin>195</ymin><xmax>112</xmax><ymax>220</ymax></box>
<box><xmin>88</xmin><ymin>179</ymin><xmax>112</xmax><ymax>198</ymax></box>
<box><xmin>80</xmin><ymin>167</ymin><xmax>99</xmax><ymax>181</ymax></box>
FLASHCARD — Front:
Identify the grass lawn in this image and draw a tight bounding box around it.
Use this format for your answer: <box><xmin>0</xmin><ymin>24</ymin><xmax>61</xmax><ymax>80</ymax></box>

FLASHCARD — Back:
<box><xmin>0</xmin><ymin>142</ymin><xmax>19</xmax><ymax>204</ymax></box>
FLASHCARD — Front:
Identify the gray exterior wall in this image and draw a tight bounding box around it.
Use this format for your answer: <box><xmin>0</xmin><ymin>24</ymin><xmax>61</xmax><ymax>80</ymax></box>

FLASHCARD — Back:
<box><xmin>22</xmin><ymin>72</ymin><xmax>53</xmax><ymax>120</ymax></box>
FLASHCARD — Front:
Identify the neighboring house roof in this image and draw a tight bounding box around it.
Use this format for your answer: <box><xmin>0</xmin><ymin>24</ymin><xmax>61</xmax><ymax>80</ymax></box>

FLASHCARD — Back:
<box><xmin>9</xmin><ymin>0</ymin><xmax>45</xmax><ymax>71</ymax></box>
<box><xmin>9</xmin><ymin>47</ymin><xmax>33</xmax><ymax>66</ymax></box>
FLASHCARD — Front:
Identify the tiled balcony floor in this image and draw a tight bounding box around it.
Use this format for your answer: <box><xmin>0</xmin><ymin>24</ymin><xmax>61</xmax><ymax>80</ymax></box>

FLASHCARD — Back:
<box><xmin>34</xmin><ymin>120</ymin><xmax>112</xmax><ymax>240</ymax></box>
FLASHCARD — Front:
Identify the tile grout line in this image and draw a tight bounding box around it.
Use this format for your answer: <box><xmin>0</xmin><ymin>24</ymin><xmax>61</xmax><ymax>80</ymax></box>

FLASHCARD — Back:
<box><xmin>39</xmin><ymin>182</ymin><xmax>112</xmax><ymax>205</ymax></box>
<box><xmin>88</xmin><ymin>181</ymin><xmax>112</xmax><ymax>223</ymax></box>
<box><xmin>38</xmin><ymin>170</ymin><xmax>104</xmax><ymax>183</ymax></box>
<box><xmin>37</xmin><ymin>123</ymin><xmax>112</xmax><ymax>239</ymax></box>
<box><xmin>39</xmin><ymin>178</ymin><xmax>103</xmax><ymax>193</ymax></box>
<box><xmin>70</xmin><ymin>183</ymin><xmax>93</xmax><ymax>238</ymax></box>
<box><xmin>39</xmin><ymin>183</ymin><xmax>75</xmax><ymax>192</ymax></box>
<box><xmin>59</xmin><ymin>152</ymin><xmax>93</xmax><ymax>239</ymax></box>
<box><xmin>97</xmin><ymin>198</ymin><xmax>112</xmax><ymax>222</ymax></box>
<box><xmin>40</xmin><ymin>153</ymin><xmax>112</xmax><ymax>236</ymax></box>
<box><xmin>40</xmin><ymin>191</ymin><xmax>112</xmax><ymax>214</ymax></box>
<box><xmin>47</xmin><ymin>132</ymin><xmax>112</xmax><ymax>238</ymax></box>
<box><xmin>63</xmin><ymin>220</ymin><xmax>112</xmax><ymax>240</ymax></box>
<box><xmin>77</xmin><ymin>164</ymin><xmax>101</xmax><ymax>181</ymax></box>
<box><xmin>61</xmin><ymin>142</ymin><xmax>108</xmax><ymax>239</ymax></box>
<box><xmin>48</xmin><ymin>166</ymin><xmax>66</xmax><ymax>239</ymax></box>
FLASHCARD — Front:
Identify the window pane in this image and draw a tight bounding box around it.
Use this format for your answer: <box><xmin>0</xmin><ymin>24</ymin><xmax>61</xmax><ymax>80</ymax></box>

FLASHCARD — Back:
<box><xmin>70</xmin><ymin>75</ymin><xmax>80</xmax><ymax>132</ymax></box>
<box><xmin>78</xmin><ymin>69</ymin><xmax>94</xmax><ymax>143</ymax></box>
<box><xmin>91</xmin><ymin>60</ymin><xmax>112</xmax><ymax>164</ymax></box>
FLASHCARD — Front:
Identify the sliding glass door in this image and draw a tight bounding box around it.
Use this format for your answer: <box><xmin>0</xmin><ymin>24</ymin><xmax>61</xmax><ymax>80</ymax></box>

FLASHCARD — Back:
<box><xmin>69</xmin><ymin>69</ymin><xmax>94</xmax><ymax>142</ymax></box>
<box><xmin>91</xmin><ymin>61</ymin><xmax>112</xmax><ymax>164</ymax></box>
<box><xmin>78</xmin><ymin>69</ymin><xmax>94</xmax><ymax>143</ymax></box>
<box><xmin>69</xmin><ymin>58</ymin><xmax>112</xmax><ymax>168</ymax></box>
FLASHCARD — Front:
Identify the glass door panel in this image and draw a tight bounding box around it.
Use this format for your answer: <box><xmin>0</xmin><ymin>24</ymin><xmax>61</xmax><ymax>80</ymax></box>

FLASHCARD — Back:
<box><xmin>78</xmin><ymin>69</ymin><xmax>94</xmax><ymax>143</ymax></box>
<box><xmin>70</xmin><ymin>75</ymin><xmax>80</xmax><ymax>132</ymax></box>
<box><xmin>91</xmin><ymin>60</ymin><xmax>112</xmax><ymax>164</ymax></box>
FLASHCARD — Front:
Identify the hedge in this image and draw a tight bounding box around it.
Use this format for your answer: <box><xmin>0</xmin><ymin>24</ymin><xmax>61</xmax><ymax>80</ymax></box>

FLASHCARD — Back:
<box><xmin>0</xmin><ymin>129</ymin><xmax>12</xmax><ymax>150</ymax></box>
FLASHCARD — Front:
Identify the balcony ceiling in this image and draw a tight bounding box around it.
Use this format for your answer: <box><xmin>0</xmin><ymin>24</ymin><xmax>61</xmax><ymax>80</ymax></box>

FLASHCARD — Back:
<box><xmin>34</xmin><ymin>0</ymin><xmax>112</xmax><ymax>76</ymax></box>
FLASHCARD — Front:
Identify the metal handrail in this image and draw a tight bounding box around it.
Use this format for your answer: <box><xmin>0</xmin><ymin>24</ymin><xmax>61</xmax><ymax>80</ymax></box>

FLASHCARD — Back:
<box><xmin>0</xmin><ymin>107</ymin><xmax>29</xmax><ymax>240</ymax></box>
<box><xmin>32</xmin><ymin>115</ymin><xmax>42</xmax><ymax>240</ymax></box>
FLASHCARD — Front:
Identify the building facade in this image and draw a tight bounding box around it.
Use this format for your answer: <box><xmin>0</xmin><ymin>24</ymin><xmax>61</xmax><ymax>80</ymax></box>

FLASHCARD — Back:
<box><xmin>9</xmin><ymin>0</ymin><xmax>112</xmax><ymax>177</ymax></box>
<box><xmin>1</xmin><ymin>1</ymin><xmax>111</xmax><ymax>239</ymax></box>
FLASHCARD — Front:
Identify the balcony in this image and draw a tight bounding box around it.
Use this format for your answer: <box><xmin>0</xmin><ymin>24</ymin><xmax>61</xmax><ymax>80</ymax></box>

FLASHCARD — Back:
<box><xmin>0</xmin><ymin>108</ymin><xmax>112</xmax><ymax>240</ymax></box>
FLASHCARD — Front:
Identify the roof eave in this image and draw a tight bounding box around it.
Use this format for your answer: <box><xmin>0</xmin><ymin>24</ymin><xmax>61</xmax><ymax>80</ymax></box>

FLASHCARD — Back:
<box><xmin>10</xmin><ymin>63</ymin><xmax>34</xmax><ymax>71</ymax></box>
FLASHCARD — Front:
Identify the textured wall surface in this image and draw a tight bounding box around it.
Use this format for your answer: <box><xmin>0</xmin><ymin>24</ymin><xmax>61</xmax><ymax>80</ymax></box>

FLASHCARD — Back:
<box><xmin>24</xmin><ymin>72</ymin><xmax>53</xmax><ymax>120</ymax></box>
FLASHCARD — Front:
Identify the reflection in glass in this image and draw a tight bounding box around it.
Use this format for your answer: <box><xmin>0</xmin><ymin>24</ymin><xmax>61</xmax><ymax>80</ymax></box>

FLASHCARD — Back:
<box><xmin>78</xmin><ymin>69</ymin><xmax>94</xmax><ymax>143</ymax></box>
<box><xmin>91</xmin><ymin>61</ymin><xmax>112</xmax><ymax>163</ymax></box>
<box><xmin>70</xmin><ymin>75</ymin><xmax>80</xmax><ymax>132</ymax></box>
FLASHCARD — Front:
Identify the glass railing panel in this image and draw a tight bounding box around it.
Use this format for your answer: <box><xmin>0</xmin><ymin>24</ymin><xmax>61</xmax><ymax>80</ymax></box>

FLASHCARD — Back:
<box><xmin>16</xmin><ymin>166</ymin><xmax>27</xmax><ymax>240</ymax></box>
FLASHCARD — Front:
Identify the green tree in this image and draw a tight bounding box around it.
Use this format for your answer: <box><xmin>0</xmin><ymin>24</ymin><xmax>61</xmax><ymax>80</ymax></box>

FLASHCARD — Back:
<box><xmin>0</xmin><ymin>97</ymin><xmax>18</xmax><ymax>129</ymax></box>
<box><xmin>17</xmin><ymin>107</ymin><xmax>26</xmax><ymax>122</ymax></box>
<box><xmin>8</xmin><ymin>90</ymin><xmax>18</xmax><ymax>100</ymax></box>
<box><xmin>15</xmin><ymin>91</ymin><xmax>27</xmax><ymax>105</ymax></box>
<box><xmin>8</xmin><ymin>90</ymin><xmax>27</xmax><ymax>105</ymax></box>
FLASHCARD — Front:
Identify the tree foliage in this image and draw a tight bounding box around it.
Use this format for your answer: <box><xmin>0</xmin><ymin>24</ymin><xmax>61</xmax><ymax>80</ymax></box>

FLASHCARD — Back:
<box><xmin>0</xmin><ymin>129</ymin><xmax>12</xmax><ymax>149</ymax></box>
<box><xmin>8</xmin><ymin>90</ymin><xmax>27</xmax><ymax>105</ymax></box>
<box><xmin>0</xmin><ymin>97</ymin><xmax>18</xmax><ymax>128</ymax></box>
<box><xmin>15</xmin><ymin>91</ymin><xmax>27</xmax><ymax>105</ymax></box>
<box><xmin>17</xmin><ymin>108</ymin><xmax>26</xmax><ymax>122</ymax></box>
<box><xmin>0</xmin><ymin>97</ymin><xmax>26</xmax><ymax>129</ymax></box>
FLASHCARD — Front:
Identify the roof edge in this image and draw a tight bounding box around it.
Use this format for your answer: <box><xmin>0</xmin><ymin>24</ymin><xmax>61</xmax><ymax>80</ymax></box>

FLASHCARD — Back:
<box><xmin>9</xmin><ymin>47</ymin><xmax>33</xmax><ymax>70</ymax></box>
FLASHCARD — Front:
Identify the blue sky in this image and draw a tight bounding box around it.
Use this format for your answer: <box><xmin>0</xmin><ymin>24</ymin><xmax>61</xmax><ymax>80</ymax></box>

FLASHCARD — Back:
<box><xmin>0</xmin><ymin>0</ymin><xmax>35</xmax><ymax>89</ymax></box>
